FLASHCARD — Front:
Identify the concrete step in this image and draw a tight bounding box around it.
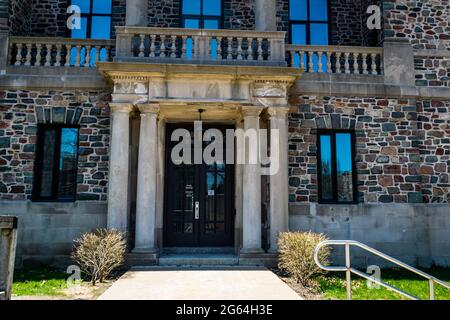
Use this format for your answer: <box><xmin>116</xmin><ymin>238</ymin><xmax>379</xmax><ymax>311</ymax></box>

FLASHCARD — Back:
<box><xmin>162</xmin><ymin>247</ymin><xmax>235</xmax><ymax>255</ymax></box>
<box><xmin>158</xmin><ymin>254</ymin><xmax>239</xmax><ymax>266</ymax></box>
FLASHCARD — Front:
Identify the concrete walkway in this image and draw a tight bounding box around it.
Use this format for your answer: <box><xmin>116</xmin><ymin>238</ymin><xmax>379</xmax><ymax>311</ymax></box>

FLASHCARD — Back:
<box><xmin>98</xmin><ymin>267</ymin><xmax>301</xmax><ymax>300</ymax></box>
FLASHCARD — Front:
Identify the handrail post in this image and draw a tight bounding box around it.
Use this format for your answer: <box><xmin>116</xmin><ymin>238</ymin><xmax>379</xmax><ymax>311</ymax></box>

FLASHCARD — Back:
<box><xmin>429</xmin><ymin>279</ymin><xmax>434</xmax><ymax>300</ymax></box>
<box><xmin>345</xmin><ymin>242</ymin><xmax>352</xmax><ymax>300</ymax></box>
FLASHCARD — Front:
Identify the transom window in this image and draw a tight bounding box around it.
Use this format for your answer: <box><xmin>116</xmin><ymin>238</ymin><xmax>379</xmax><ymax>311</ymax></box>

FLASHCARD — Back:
<box><xmin>69</xmin><ymin>0</ymin><xmax>113</xmax><ymax>39</ymax></box>
<box><xmin>33</xmin><ymin>125</ymin><xmax>80</xmax><ymax>202</ymax></box>
<box><xmin>317</xmin><ymin>130</ymin><xmax>357</xmax><ymax>204</ymax></box>
<box><xmin>181</xmin><ymin>0</ymin><xmax>223</xmax><ymax>29</ymax></box>
<box><xmin>289</xmin><ymin>0</ymin><xmax>329</xmax><ymax>45</ymax></box>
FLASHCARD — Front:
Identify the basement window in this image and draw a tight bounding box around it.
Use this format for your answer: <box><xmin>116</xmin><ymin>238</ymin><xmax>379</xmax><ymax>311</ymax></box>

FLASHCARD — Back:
<box><xmin>317</xmin><ymin>130</ymin><xmax>357</xmax><ymax>204</ymax></box>
<box><xmin>32</xmin><ymin>125</ymin><xmax>80</xmax><ymax>202</ymax></box>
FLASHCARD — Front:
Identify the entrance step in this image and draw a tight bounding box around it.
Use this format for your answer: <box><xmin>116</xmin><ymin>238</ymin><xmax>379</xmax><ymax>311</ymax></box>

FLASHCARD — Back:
<box><xmin>162</xmin><ymin>247</ymin><xmax>235</xmax><ymax>255</ymax></box>
<box><xmin>158</xmin><ymin>254</ymin><xmax>239</xmax><ymax>266</ymax></box>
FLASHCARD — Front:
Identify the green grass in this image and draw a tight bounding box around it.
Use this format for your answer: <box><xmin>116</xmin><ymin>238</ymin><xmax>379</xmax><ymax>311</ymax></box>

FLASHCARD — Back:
<box><xmin>316</xmin><ymin>267</ymin><xmax>450</xmax><ymax>300</ymax></box>
<box><xmin>12</xmin><ymin>269</ymin><xmax>71</xmax><ymax>296</ymax></box>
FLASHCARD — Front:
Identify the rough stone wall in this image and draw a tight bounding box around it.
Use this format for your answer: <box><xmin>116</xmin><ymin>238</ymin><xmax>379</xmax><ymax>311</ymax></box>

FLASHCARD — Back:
<box><xmin>0</xmin><ymin>90</ymin><xmax>111</xmax><ymax>201</ymax></box>
<box><xmin>415</xmin><ymin>55</ymin><xmax>450</xmax><ymax>87</ymax></box>
<box><xmin>288</xmin><ymin>95</ymin><xmax>450</xmax><ymax>204</ymax></box>
<box><xmin>147</xmin><ymin>0</ymin><xmax>180</xmax><ymax>27</ymax></box>
<box><xmin>223</xmin><ymin>0</ymin><xmax>254</xmax><ymax>29</ymax></box>
<box><xmin>383</xmin><ymin>0</ymin><xmax>450</xmax><ymax>49</ymax></box>
<box><xmin>9</xmin><ymin>0</ymin><xmax>32</xmax><ymax>36</ymax></box>
<box><xmin>0</xmin><ymin>0</ymin><xmax>9</xmax><ymax>30</ymax></box>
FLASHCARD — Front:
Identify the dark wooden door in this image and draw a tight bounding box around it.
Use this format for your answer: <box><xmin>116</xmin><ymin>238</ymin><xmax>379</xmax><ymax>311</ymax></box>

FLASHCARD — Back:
<box><xmin>164</xmin><ymin>123</ymin><xmax>234</xmax><ymax>247</ymax></box>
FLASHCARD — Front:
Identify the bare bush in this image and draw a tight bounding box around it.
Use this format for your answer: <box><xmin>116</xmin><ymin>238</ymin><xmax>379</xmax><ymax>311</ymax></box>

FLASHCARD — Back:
<box><xmin>278</xmin><ymin>231</ymin><xmax>330</xmax><ymax>287</ymax></box>
<box><xmin>72</xmin><ymin>229</ymin><xmax>126</xmax><ymax>285</ymax></box>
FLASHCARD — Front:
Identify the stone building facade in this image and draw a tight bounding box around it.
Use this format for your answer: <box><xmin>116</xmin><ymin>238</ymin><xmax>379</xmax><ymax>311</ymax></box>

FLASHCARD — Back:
<box><xmin>0</xmin><ymin>0</ymin><xmax>449</xmax><ymax>268</ymax></box>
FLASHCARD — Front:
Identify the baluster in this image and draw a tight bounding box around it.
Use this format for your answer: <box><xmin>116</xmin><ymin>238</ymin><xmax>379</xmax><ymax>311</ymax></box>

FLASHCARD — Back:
<box><xmin>55</xmin><ymin>44</ymin><xmax>62</xmax><ymax>67</ymax></box>
<box><xmin>15</xmin><ymin>43</ymin><xmax>23</xmax><ymax>66</ymax></box>
<box><xmin>181</xmin><ymin>36</ymin><xmax>187</xmax><ymax>59</ymax></box>
<box><xmin>217</xmin><ymin>37</ymin><xmax>223</xmax><ymax>60</ymax></box>
<box><xmin>362</xmin><ymin>53</ymin><xmax>368</xmax><ymax>74</ymax></box>
<box><xmin>150</xmin><ymin>35</ymin><xmax>156</xmax><ymax>58</ymax></box>
<box><xmin>371</xmin><ymin>53</ymin><xmax>378</xmax><ymax>75</ymax></box>
<box><xmin>85</xmin><ymin>45</ymin><xmax>91</xmax><ymax>67</ymax></box>
<box><xmin>45</xmin><ymin>44</ymin><xmax>53</xmax><ymax>66</ymax></box>
<box><xmin>193</xmin><ymin>36</ymin><xmax>199</xmax><ymax>59</ymax></box>
<box><xmin>317</xmin><ymin>51</ymin><xmax>323</xmax><ymax>73</ymax></box>
<box><xmin>160</xmin><ymin>36</ymin><xmax>166</xmax><ymax>58</ymax></box>
<box><xmin>290</xmin><ymin>50</ymin><xmax>296</xmax><ymax>67</ymax></box>
<box><xmin>139</xmin><ymin>34</ymin><xmax>146</xmax><ymax>57</ymax></box>
<box><xmin>35</xmin><ymin>44</ymin><xmax>43</xmax><ymax>66</ymax></box>
<box><xmin>65</xmin><ymin>45</ymin><xmax>72</xmax><ymax>67</ymax></box>
<box><xmin>353</xmin><ymin>52</ymin><xmax>359</xmax><ymax>74</ymax></box>
<box><xmin>105</xmin><ymin>46</ymin><xmax>111</xmax><ymax>62</ymax></box>
<box><xmin>24</xmin><ymin>44</ymin><xmax>32</xmax><ymax>66</ymax></box>
<box><xmin>308</xmin><ymin>51</ymin><xmax>314</xmax><ymax>72</ymax></box>
<box><xmin>344</xmin><ymin>52</ymin><xmax>350</xmax><ymax>74</ymax></box>
<box><xmin>299</xmin><ymin>50</ymin><xmax>305</xmax><ymax>70</ymax></box>
<box><xmin>257</xmin><ymin>38</ymin><xmax>263</xmax><ymax>61</ymax></box>
<box><xmin>243</xmin><ymin>38</ymin><xmax>249</xmax><ymax>60</ymax></box>
<box><xmin>95</xmin><ymin>45</ymin><xmax>101</xmax><ymax>64</ymax></box>
<box><xmin>170</xmin><ymin>35</ymin><xmax>177</xmax><ymax>58</ymax></box>
<box><xmin>237</xmin><ymin>37</ymin><xmax>243</xmax><ymax>60</ymax></box>
<box><xmin>336</xmin><ymin>52</ymin><xmax>342</xmax><ymax>74</ymax></box>
<box><xmin>379</xmin><ymin>56</ymin><xmax>384</xmax><ymax>75</ymax></box>
<box><xmin>227</xmin><ymin>37</ymin><xmax>232</xmax><ymax>60</ymax></box>
<box><xmin>207</xmin><ymin>36</ymin><xmax>212</xmax><ymax>59</ymax></box>
<box><xmin>75</xmin><ymin>45</ymin><xmax>81</xmax><ymax>67</ymax></box>
<box><xmin>326</xmin><ymin>52</ymin><xmax>332</xmax><ymax>73</ymax></box>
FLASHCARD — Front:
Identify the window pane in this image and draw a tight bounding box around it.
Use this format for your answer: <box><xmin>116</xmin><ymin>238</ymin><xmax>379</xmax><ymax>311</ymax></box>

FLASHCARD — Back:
<box><xmin>91</xmin><ymin>16</ymin><xmax>111</xmax><ymax>39</ymax></box>
<box><xmin>92</xmin><ymin>0</ymin><xmax>112</xmax><ymax>14</ymax></box>
<box><xmin>320</xmin><ymin>135</ymin><xmax>333</xmax><ymax>200</ymax></box>
<box><xmin>291</xmin><ymin>23</ymin><xmax>306</xmax><ymax>45</ymax></box>
<box><xmin>72</xmin><ymin>0</ymin><xmax>91</xmax><ymax>13</ymax></box>
<box><xmin>40</xmin><ymin>129</ymin><xmax>57</xmax><ymax>197</ymax></box>
<box><xmin>183</xmin><ymin>0</ymin><xmax>201</xmax><ymax>14</ymax></box>
<box><xmin>336</xmin><ymin>133</ymin><xmax>354</xmax><ymax>202</ymax></box>
<box><xmin>289</xmin><ymin>0</ymin><xmax>307</xmax><ymax>20</ymax></box>
<box><xmin>184</xmin><ymin>18</ymin><xmax>200</xmax><ymax>28</ymax></box>
<box><xmin>71</xmin><ymin>17</ymin><xmax>88</xmax><ymax>39</ymax></box>
<box><xmin>203</xmin><ymin>0</ymin><xmax>221</xmax><ymax>16</ymax></box>
<box><xmin>310</xmin><ymin>23</ymin><xmax>328</xmax><ymax>45</ymax></box>
<box><xmin>310</xmin><ymin>0</ymin><xmax>328</xmax><ymax>21</ymax></box>
<box><xmin>204</xmin><ymin>19</ymin><xmax>219</xmax><ymax>30</ymax></box>
<box><xmin>58</xmin><ymin>128</ymin><xmax>79</xmax><ymax>199</ymax></box>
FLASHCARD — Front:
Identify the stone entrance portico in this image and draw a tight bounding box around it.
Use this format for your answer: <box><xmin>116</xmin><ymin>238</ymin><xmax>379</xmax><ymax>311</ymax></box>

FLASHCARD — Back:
<box><xmin>99</xmin><ymin>62</ymin><xmax>300</xmax><ymax>264</ymax></box>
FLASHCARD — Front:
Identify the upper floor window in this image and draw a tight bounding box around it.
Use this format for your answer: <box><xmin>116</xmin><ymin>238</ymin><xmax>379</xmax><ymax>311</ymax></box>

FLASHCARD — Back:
<box><xmin>69</xmin><ymin>0</ymin><xmax>113</xmax><ymax>39</ymax></box>
<box><xmin>181</xmin><ymin>0</ymin><xmax>223</xmax><ymax>29</ymax></box>
<box><xmin>317</xmin><ymin>130</ymin><xmax>357</xmax><ymax>204</ymax></box>
<box><xmin>33</xmin><ymin>125</ymin><xmax>80</xmax><ymax>202</ymax></box>
<box><xmin>289</xmin><ymin>0</ymin><xmax>329</xmax><ymax>45</ymax></box>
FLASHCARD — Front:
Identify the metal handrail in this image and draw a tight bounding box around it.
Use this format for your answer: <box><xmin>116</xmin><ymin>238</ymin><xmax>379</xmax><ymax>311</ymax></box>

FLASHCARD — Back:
<box><xmin>314</xmin><ymin>240</ymin><xmax>450</xmax><ymax>300</ymax></box>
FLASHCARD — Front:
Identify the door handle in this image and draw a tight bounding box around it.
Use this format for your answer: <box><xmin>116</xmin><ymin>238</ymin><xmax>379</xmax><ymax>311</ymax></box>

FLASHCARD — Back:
<box><xmin>195</xmin><ymin>201</ymin><xmax>200</xmax><ymax>220</ymax></box>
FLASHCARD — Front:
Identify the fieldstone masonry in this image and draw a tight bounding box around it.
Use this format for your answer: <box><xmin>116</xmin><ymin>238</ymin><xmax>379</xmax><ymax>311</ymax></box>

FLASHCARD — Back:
<box><xmin>0</xmin><ymin>90</ymin><xmax>111</xmax><ymax>201</ymax></box>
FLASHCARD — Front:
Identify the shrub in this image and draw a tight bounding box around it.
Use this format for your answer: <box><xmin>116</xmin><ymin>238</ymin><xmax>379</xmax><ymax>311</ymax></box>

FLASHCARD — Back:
<box><xmin>72</xmin><ymin>229</ymin><xmax>126</xmax><ymax>285</ymax></box>
<box><xmin>278</xmin><ymin>231</ymin><xmax>330</xmax><ymax>286</ymax></box>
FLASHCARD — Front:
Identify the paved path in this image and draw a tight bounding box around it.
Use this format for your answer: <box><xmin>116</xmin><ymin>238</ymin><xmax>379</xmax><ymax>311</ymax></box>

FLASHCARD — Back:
<box><xmin>98</xmin><ymin>267</ymin><xmax>301</xmax><ymax>300</ymax></box>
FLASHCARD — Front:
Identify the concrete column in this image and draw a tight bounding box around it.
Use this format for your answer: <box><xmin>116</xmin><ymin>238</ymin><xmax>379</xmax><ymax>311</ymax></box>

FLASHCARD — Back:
<box><xmin>255</xmin><ymin>0</ymin><xmax>277</xmax><ymax>31</ymax></box>
<box><xmin>383</xmin><ymin>38</ymin><xmax>415</xmax><ymax>87</ymax></box>
<box><xmin>268</xmin><ymin>107</ymin><xmax>290</xmax><ymax>253</ymax></box>
<box><xmin>107</xmin><ymin>103</ymin><xmax>133</xmax><ymax>231</ymax></box>
<box><xmin>134</xmin><ymin>104</ymin><xmax>160</xmax><ymax>253</ymax></box>
<box><xmin>126</xmin><ymin>0</ymin><xmax>148</xmax><ymax>26</ymax></box>
<box><xmin>241</xmin><ymin>106</ymin><xmax>264</xmax><ymax>254</ymax></box>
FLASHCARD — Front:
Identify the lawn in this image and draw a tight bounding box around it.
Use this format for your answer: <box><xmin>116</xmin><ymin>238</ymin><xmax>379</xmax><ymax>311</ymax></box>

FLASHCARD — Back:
<box><xmin>316</xmin><ymin>267</ymin><xmax>450</xmax><ymax>300</ymax></box>
<box><xmin>12</xmin><ymin>269</ymin><xmax>71</xmax><ymax>297</ymax></box>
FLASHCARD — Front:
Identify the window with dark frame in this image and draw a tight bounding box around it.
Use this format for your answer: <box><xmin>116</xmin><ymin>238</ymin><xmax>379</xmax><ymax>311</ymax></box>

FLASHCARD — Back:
<box><xmin>33</xmin><ymin>125</ymin><xmax>80</xmax><ymax>202</ymax></box>
<box><xmin>317</xmin><ymin>130</ymin><xmax>357</xmax><ymax>204</ymax></box>
<box><xmin>289</xmin><ymin>0</ymin><xmax>330</xmax><ymax>45</ymax></box>
<box><xmin>69</xmin><ymin>0</ymin><xmax>113</xmax><ymax>39</ymax></box>
<box><xmin>181</xmin><ymin>0</ymin><xmax>223</xmax><ymax>29</ymax></box>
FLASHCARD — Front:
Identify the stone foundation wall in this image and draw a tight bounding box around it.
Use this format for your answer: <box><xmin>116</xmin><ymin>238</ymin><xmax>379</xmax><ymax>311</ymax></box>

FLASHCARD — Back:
<box><xmin>0</xmin><ymin>90</ymin><xmax>112</xmax><ymax>201</ymax></box>
<box><xmin>288</xmin><ymin>95</ymin><xmax>450</xmax><ymax>204</ymax></box>
<box><xmin>415</xmin><ymin>55</ymin><xmax>450</xmax><ymax>87</ymax></box>
<box><xmin>289</xmin><ymin>203</ymin><xmax>450</xmax><ymax>267</ymax></box>
<box><xmin>383</xmin><ymin>0</ymin><xmax>450</xmax><ymax>50</ymax></box>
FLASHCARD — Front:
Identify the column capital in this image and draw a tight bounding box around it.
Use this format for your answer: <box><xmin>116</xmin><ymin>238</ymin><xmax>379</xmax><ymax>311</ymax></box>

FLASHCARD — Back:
<box><xmin>267</xmin><ymin>106</ymin><xmax>291</xmax><ymax>119</ymax></box>
<box><xmin>138</xmin><ymin>103</ymin><xmax>160</xmax><ymax>114</ymax></box>
<box><xmin>110</xmin><ymin>103</ymin><xmax>134</xmax><ymax>114</ymax></box>
<box><xmin>241</xmin><ymin>106</ymin><xmax>264</xmax><ymax>118</ymax></box>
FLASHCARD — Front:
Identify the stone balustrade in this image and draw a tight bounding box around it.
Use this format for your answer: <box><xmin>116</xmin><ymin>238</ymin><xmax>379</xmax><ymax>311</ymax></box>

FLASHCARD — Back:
<box><xmin>287</xmin><ymin>45</ymin><xmax>383</xmax><ymax>75</ymax></box>
<box><xmin>9</xmin><ymin>37</ymin><xmax>115</xmax><ymax>67</ymax></box>
<box><xmin>115</xmin><ymin>26</ymin><xmax>287</xmax><ymax>66</ymax></box>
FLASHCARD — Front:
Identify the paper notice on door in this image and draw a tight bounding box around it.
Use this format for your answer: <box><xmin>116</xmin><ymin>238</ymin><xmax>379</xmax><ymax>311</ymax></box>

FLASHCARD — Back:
<box><xmin>208</xmin><ymin>190</ymin><xmax>215</xmax><ymax>196</ymax></box>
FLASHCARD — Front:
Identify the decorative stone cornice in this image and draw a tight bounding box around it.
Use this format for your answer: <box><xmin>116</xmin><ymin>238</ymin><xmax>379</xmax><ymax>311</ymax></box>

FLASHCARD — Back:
<box><xmin>267</xmin><ymin>106</ymin><xmax>290</xmax><ymax>119</ymax></box>
<box><xmin>241</xmin><ymin>106</ymin><xmax>264</xmax><ymax>117</ymax></box>
<box><xmin>138</xmin><ymin>103</ymin><xmax>160</xmax><ymax>114</ymax></box>
<box><xmin>110</xmin><ymin>103</ymin><xmax>134</xmax><ymax>114</ymax></box>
